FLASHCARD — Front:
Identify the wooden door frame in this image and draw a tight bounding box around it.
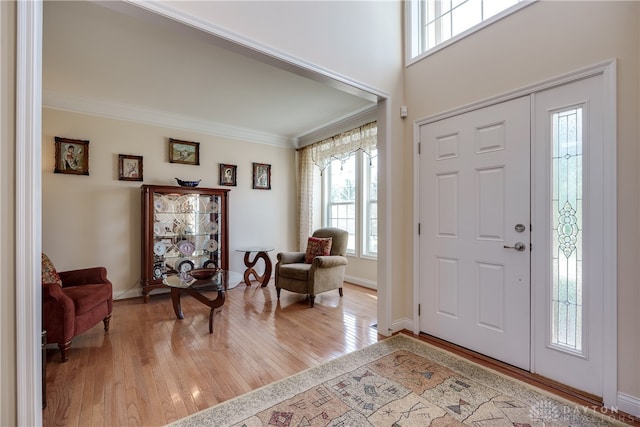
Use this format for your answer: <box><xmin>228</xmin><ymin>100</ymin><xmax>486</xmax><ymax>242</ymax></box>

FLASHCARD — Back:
<box><xmin>412</xmin><ymin>60</ymin><xmax>617</xmax><ymax>408</ymax></box>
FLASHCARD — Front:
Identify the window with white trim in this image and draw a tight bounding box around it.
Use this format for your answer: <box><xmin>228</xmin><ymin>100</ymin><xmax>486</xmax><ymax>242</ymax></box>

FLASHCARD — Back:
<box><xmin>408</xmin><ymin>0</ymin><xmax>531</xmax><ymax>61</ymax></box>
<box><xmin>324</xmin><ymin>148</ymin><xmax>377</xmax><ymax>258</ymax></box>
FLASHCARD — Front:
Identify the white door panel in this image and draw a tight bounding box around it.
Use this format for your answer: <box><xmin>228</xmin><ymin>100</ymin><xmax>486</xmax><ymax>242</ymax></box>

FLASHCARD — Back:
<box><xmin>419</xmin><ymin>96</ymin><xmax>531</xmax><ymax>370</ymax></box>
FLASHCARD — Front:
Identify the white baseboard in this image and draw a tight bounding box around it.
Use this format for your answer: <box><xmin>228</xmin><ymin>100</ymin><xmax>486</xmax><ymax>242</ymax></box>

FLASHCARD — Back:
<box><xmin>114</xmin><ymin>288</ymin><xmax>143</xmax><ymax>300</ymax></box>
<box><xmin>617</xmin><ymin>391</ymin><xmax>640</xmax><ymax>418</ymax></box>
<box><xmin>391</xmin><ymin>317</ymin><xmax>413</xmax><ymax>334</ymax></box>
<box><xmin>344</xmin><ymin>275</ymin><xmax>377</xmax><ymax>290</ymax></box>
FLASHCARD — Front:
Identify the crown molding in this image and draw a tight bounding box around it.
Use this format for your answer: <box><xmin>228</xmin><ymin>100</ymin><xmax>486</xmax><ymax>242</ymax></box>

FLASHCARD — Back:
<box><xmin>42</xmin><ymin>90</ymin><xmax>296</xmax><ymax>148</ymax></box>
<box><xmin>296</xmin><ymin>105</ymin><xmax>378</xmax><ymax>148</ymax></box>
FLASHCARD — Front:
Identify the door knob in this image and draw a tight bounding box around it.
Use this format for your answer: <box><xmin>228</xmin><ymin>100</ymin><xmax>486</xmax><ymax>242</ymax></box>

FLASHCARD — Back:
<box><xmin>504</xmin><ymin>242</ymin><xmax>526</xmax><ymax>251</ymax></box>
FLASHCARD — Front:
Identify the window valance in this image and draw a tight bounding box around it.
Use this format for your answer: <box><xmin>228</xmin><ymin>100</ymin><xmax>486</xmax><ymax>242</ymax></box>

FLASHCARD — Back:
<box><xmin>307</xmin><ymin>121</ymin><xmax>377</xmax><ymax>172</ymax></box>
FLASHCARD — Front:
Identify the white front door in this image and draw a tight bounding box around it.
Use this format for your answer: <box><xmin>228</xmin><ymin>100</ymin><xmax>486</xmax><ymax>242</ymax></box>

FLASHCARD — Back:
<box><xmin>418</xmin><ymin>96</ymin><xmax>531</xmax><ymax>370</ymax></box>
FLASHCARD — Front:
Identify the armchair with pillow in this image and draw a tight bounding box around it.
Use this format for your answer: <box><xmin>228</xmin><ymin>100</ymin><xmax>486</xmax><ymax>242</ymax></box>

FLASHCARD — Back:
<box><xmin>275</xmin><ymin>227</ymin><xmax>348</xmax><ymax>307</ymax></box>
<box><xmin>42</xmin><ymin>253</ymin><xmax>113</xmax><ymax>362</ymax></box>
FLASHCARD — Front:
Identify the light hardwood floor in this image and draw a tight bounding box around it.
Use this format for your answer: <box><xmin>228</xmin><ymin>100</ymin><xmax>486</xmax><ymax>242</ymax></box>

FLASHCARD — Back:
<box><xmin>43</xmin><ymin>280</ymin><xmax>640</xmax><ymax>427</ymax></box>
<box><xmin>42</xmin><ymin>281</ymin><xmax>380</xmax><ymax>426</ymax></box>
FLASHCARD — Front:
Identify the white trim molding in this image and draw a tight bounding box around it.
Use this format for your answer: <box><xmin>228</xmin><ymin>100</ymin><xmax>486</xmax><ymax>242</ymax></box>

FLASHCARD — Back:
<box><xmin>297</xmin><ymin>105</ymin><xmax>378</xmax><ymax>148</ymax></box>
<box><xmin>617</xmin><ymin>392</ymin><xmax>640</xmax><ymax>418</ymax></box>
<box><xmin>16</xmin><ymin>1</ymin><xmax>42</xmax><ymax>425</ymax></box>
<box><xmin>344</xmin><ymin>275</ymin><xmax>377</xmax><ymax>290</ymax></box>
<box><xmin>43</xmin><ymin>90</ymin><xmax>296</xmax><ymax>148</ymax></box>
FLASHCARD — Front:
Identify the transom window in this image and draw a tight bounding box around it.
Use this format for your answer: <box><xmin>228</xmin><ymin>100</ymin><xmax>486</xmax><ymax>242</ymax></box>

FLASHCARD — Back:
<box><xmin>407</xmin><ymin>0</ymin><xmax>531</xmax><ymax>62</ymax></box>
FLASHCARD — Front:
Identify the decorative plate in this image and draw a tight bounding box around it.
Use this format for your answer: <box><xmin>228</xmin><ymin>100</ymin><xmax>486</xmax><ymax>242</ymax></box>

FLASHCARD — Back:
<box><xmin>153</xmin><ymin>265</ymin><xmax>164</xmax><ymax>279</ymax></box>
<box><xmin>177</xmin><ymin>240</ymin><xmax>196</xmax><ymax>256</ymax></box>
<box><xmin>210</xmin><ymin>201</ymin><xmax>219</xmax><ymax>213</ymax></box>
<box><xmin>153</xmin><ymin>241</ymin><xmax>166</xmax><ymax>256</ymax></box>
<box><xmin>203</xmin><ymin>239</ymin><xmax>218</xmax><ymax>252</ymax></box>
<box><xmin>153</xmin><ymin>196</ymin><xmax>169</xmax><ymax>212</ymax></box>
<box><xmin>153</xmin><ymin>223</ymin><xmax>163</xmax><ymax>235</ymax></box>
<box><xmin>205</xmin><ymin>221</ymin><xmax>219</xmax><ymax>234</ymax></box>
<box><xmin>176</xmin><ymin>195</ymin><xmax>196</xmax><ymax>213</ymax></box>
<box><xmin>202</xmin><ymin>259</ymin><xmax>217</xmax><ymax>269</ymax></box>
<box><xmin>176</xmin><ymin>259</ymin><xmax>195</xmax><ymax>273</ymax></box>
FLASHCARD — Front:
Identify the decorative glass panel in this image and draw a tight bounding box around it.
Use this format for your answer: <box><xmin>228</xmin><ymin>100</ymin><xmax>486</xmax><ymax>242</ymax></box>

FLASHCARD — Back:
<box><xmin>551</xmin><ymin>107</ymin><xmax>583</xmax><ymax>352</ymax></box>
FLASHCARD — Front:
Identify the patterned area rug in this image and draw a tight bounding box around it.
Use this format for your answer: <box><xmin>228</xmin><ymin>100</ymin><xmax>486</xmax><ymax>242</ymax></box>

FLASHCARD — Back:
<box><xmin>170</xmin><ymin>334</ymin><xmax>622</xmax><ymax>426</ymax></box>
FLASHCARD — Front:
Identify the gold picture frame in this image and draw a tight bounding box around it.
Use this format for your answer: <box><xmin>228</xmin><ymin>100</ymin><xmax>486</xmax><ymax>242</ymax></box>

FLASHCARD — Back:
<box><xmin>169</xmin><ymin>138</ymin><xmax>200</xmax><ymax>165</ymax></box>
<box><xmin>54</xmin><ymin>137</ymin><xmax>89</xmax><ymax>175</ymax></box>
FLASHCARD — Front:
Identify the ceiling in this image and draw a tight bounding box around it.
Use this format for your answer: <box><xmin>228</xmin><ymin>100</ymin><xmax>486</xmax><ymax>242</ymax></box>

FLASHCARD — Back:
<box><xmin>42</xmin><ymin>1</ymin><xmax>378</xmax><ymax>148</ymax></box>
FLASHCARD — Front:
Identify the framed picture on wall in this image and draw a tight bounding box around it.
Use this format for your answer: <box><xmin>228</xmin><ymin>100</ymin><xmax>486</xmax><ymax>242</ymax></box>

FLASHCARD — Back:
<box><xmin>252</xmin><ymin>162</ymin><xmax>271</xmax><ymax>190</ymax></box>
<box><xmin>54</xmin><ymin>136</ymin><xmax>90</xmax><ymax>175</ymax></box>
<box><xmin>219</xmin><ymin>164</ymin><xmax>237</xmax><ymax>186</ymax></box>
<box><xmin>118</xmin><ymin>154</ymin><xmax>143</xmax><ymax>181</ymax></box>
<box><xmin>169</xmin><ymin>138</ymin><xmax>200</xmax><ymax>165</ymax></box>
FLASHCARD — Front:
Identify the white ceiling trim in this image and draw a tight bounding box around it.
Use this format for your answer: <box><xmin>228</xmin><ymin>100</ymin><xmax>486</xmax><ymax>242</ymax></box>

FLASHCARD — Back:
<box><xmin>297</xmin><ymin>105</ymin><xmax>378</xmax><ymax>148</ymax></box>
<box><xmin>42</xmin><ymin>89</ymin><xmax>295</xmax><ymax>148</ymax></box>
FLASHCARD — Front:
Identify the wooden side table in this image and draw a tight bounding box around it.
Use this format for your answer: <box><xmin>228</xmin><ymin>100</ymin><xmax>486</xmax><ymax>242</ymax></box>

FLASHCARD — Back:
<box><xmin>235</xmin><ymin>247</ymin><xmax>274</xmax><ymax>287</ymax></box>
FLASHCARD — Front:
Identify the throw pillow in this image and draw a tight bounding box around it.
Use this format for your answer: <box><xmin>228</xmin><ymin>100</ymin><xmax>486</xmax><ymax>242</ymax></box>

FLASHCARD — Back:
<box><xmin>42</xmin><ymin>253</ymin><xmax>62</xmax><ymax>286</ymax></box>
<box><xmin>305</xmin><ymin>237</ymin><xmax>332</xmax><ymax>264</ymax></box>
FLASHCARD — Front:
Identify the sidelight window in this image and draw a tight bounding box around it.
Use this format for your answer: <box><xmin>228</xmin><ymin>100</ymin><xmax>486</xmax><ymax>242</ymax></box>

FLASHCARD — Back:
<box><xmin>551</xmin><ymin>107</ymin><xmax>583</xmax><ymax>353</ymax></box>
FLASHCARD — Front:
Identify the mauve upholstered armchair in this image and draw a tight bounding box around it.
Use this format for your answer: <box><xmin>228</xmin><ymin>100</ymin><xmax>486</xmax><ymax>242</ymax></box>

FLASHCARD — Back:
<box><xmin>42</xmin><ymin>254</ymin><xmax>113</xmax><ymax>362</ymax></box>
<box><xmin>275</xmin><ymin>227</ymin><xmax>348</xmax><ymax>307</ymax></box>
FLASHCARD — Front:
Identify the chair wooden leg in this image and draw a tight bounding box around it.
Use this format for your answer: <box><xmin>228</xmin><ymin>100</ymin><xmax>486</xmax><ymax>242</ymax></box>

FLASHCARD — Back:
<box><xmin>309</xmin><ymin>295</ymin><xmax>315</xmax><ymax>307</ymax></box>
<box><xmin>339</xmin><ymin>287</ymin><xmax>343</xmax><ymax>297</ymax></box>
<box><xmin>103</xmin><ymin>314</ymin><xmax>112</xmax><ymax>331</ymax></box>
<box><xmin>276</xmin><ymin>287</ymin><xmax>281</xmax><ymax>299</ymax></box>
<box><xmin>59</xmin><ymin>341</ymin><xmax>71</xmax><ymax>362</ymax></box>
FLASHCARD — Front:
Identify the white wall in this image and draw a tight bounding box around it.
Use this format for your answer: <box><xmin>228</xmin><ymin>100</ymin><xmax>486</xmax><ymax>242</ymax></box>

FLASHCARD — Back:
<box><xmin>404</xmin><ymin>0</ymin><xmax>640</xmax><ymax>406</ymax></box>
<box><xmin>42</xmin><ymin>108</ymin><xmax>296</xmax><ymax>298</ymax></box>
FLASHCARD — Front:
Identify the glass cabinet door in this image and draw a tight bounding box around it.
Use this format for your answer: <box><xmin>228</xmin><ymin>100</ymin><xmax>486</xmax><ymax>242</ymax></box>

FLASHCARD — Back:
<box><xmin>151</xmin><ymin>192</ymin><xmax>222</xmax><ymax>279</ymax></box>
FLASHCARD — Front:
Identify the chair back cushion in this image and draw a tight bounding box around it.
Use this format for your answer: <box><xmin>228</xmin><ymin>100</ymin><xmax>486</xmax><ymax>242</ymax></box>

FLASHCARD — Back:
<box><xmin>312</xmin><ymin>228</ymin><xmax>348</xmax><ymax>256</ymax></box>
<box><xmin>42</xmin><ymin>253</ymin><xmax>62</xmax><ymax>286</ymax></box>
<box><xmin>305</xmin><ymin>236</ymin><xmax>332</xmax><ymax>264</ymax></box>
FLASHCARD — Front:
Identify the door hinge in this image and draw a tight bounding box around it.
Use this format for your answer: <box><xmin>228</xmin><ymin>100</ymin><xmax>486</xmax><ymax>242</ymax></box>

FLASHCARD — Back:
<box><xmin>418</xmin><ymin>223</ymin><xmax>421</xmax><ymax>235</ymax></box>
<box><xmin>418</xmin><ymin>303</ymin><xmax>421</xmax><ymax>316</ymax></box>
<box><xmin>418</xmin><ymin>142</ymin><xmax>421</xmax><ymax>155</ymax></box>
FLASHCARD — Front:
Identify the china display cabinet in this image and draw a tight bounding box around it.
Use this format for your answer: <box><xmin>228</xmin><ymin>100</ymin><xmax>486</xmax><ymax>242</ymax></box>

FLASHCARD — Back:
<box><xmin>141</xmin><ymin>185</ymin><xmax>229</xmax><ymax>302</ymax></box>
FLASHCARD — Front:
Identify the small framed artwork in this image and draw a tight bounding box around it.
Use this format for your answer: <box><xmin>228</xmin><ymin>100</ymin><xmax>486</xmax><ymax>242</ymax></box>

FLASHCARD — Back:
<box><xmin>169</xmin><ymin>138</ymin><xmax>200</xmax><ymax>165</ymax></box>
<box><xmin>118</xmin><ymin>154</ymin><xmax>143</xmax><ymax>181</ymax></box>
<box><xmin>219</xmin><ymin>164</ymin><xmax>237</xmax><ymax>186</ymax></box>
<box><xmin>54</xmin><ymin>137</ymin><xmax>89</xmax><ymax>175</ymax></box>
<box><xmin>252</xmin><ymin>162</ymin><xmax>271</xmax><ymax>190</ymax></box>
